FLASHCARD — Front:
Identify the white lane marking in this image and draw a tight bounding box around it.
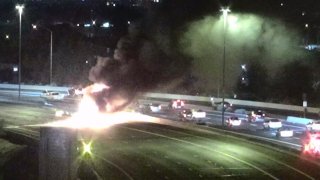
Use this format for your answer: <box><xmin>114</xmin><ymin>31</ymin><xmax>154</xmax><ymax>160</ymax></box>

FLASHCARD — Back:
<box><xmin>124</xmin><ymin>127</ymin><xmax>280</xmax><ymax>180</ymax></box>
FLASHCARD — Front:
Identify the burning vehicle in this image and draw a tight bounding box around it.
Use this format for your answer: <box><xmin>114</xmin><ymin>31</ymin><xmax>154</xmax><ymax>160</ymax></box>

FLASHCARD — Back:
<box><xmin>302</xmin><ymin>132</ymin><xmax>320</xmax><ymax>156</ymax></box>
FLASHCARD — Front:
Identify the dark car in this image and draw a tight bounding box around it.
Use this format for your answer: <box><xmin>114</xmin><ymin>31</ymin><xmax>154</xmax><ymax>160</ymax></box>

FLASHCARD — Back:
<box><xmin>213</xmin><ymin>101</ymin><xmax>233</xmax><ymax>112</ymax></box>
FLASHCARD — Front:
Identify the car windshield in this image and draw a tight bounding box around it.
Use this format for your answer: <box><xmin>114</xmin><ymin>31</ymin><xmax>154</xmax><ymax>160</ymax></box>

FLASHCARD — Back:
<box><xmin>1</xmin><ymin>0</ymin><xmax>320</xmax><ymax>179</ymax></box>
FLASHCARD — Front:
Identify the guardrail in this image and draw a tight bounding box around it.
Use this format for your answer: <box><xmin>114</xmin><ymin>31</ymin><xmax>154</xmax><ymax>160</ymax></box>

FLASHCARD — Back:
<box><xmin>0</xmin><ymin>83</ymin><xmax>319</xmax><ymax>114</ymax></box>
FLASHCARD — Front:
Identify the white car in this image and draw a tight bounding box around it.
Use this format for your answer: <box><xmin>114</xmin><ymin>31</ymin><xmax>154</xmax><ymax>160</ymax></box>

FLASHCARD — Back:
<box><xmin>276</xmin><ymin>127</ymin><xmax>294</xmax><ymax>137</ymax></box>
<box><xmin>263</xmin><ymin>119</ymin><xmax>282</xmax><ymax>129</ymax></box>
<box><xmin>225</xmin><ymin>116</ymin><xmax>241</xmax><ymax>127</ymax></box>
<box><xmin>179</xmin><ymin>109</ymin><xmax>206</xmax><ymax>121</ymax></box>
<box><xmin>149</xmin><ymin>103</ymin><xmax>162</xmax><ymax>113</ymax></box>
<box><xmin>41</xmin><ymin>91</ymin><xmax>65</xmax><ymax>101</ymax></box>
<box><xmin>307</xmin><ymin>121</ymin><xmax>320</xmax><ymax>131</ymax></box>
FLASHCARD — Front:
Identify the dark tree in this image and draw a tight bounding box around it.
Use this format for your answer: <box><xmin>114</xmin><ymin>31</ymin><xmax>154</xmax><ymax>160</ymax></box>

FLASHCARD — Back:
<box><xmin>272</xmin><ymin>61</ymin><xmax>313</xmax><ymax>105</ymax></box>
<box><xmin>235</xmin><ymin>61</ymin><xmax>269</xmax><ymax>101</ymax></box>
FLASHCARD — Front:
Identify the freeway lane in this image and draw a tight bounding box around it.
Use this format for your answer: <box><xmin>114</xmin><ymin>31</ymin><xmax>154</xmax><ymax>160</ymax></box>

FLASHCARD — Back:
<box><xmin>0</xmin><ymin>101</ymin><xmax>320</xmax><ymax>179</ymax></box>
<box><xmin>84</xmin><ymin>122</ymin><xmax>320</xmax><ymax>179</ymax></box>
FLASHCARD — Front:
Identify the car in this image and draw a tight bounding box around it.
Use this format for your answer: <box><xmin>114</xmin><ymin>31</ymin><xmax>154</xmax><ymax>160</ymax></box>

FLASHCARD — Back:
<box><xmin>276</xmin><ymin>127</ymin><xmax>293</xmax><ymax>137</ymax></box>
<box><xmin>303</xmin><ymin>132</ymin><xmax>320</xmax><ymax>155</ymax></box>
<box><xmin>40</xmin><ymin>90</ymin><xmax>65</xmax><ymax>101</ymax></box>
<box><xmin>149</xmin><ymin>103</ymin><xmax>162</xmax><ymax>113</ymax></box>
<box><xmin>225</xmin><ymin>116</ymin><xmax>241</xmax><ymax>127</ymax></box>
<box><xmin>179</xmin><ymin>109</ymin><xmax>206</xmax><ymax>122</ymax></box>
<box><xmin>179</xmin><ymin>109</ymin><xmax>193</xmax><ymax>121</ymax></box>
<box><xmin>169</xmin><ymin>99</ymin><xmax>185</xmax><ymax>109</ymax></box>
<box><xmin>263</xmin><ymin>118</ymin><xmax>282</xmax><ymax>130</ymax></box>
<box><xmin>213</xmin><ymin>101</ymin><xmax>233</xmax><ymax>112</ymax></box>
<box><xmin>306</xmin><ymin>121</ymin><xmax>320</xmax><ymax>132</ymax></box>
<box><xmin>249</xmin><ymin>110</ymin><xmax>266</xmax><ymax>122</ymax></box>
<box><xmin>137</xmin><ymin>103</ymin><xmax>162</xmax><ymax>113</ymax></box>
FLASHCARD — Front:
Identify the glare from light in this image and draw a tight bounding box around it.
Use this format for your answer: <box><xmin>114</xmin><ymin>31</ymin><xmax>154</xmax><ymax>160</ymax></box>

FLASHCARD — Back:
<box><xmin>15</xmin><ymin>4</ymin><xmax>24</xmax><ymax>14</ymax></box>
<box><xmin>13</xmin><ymin>67</ymin><xmax>18</xmax><ymax>72</ymax></box>
<box><xmin>101</xmin><ymin>22</ymin><xmax>110</xmax><ymax>28</ymax></box>
<box><xmin>82</xmin><ymin>141</ymin><xmax>92</xmax><ymax>155</ymax></box>
<box><xmin>55</xmin><ymin>110</ymin><xmax>64</xmax><ymax>117</ymax></box>
<box><xmin>228</xmin><ymin>15</ymin><xmax>238</xmax><ymax>30</ymax></box>
<box><xmin>5</xmin><ymin>34</ymin><xmax>9</xmax><ymax>39</ymax></box>
<box><xmin>305</xmin><ymin>24</ymin><xmax>309</xmax><ymax>28</ymax></box>
<box><xmin>92</xmin><ymin>20</ymin><xmax>96</xmax><ymax>25</ymax></box>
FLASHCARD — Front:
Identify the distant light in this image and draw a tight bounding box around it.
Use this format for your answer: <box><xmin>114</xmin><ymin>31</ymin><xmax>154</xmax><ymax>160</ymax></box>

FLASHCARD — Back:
<box><xmin>85</xmin><ymin>60</ymin><xmax>89</xmax><ymax>64</ymax></box>
<box><xmin>106</xmin><ymin>2</ymin><xmax>110</xmax><ymax>6</ymax></box>
<box><xmin>13</xmin><ymin>67</ymin><xmax>18</xmax><ymax>72</ymax></box>
<box><xmin>32</xmin><ymin>24</ymin><xmax>37</xmax><ymax>29</ymax></box>
<box><xmin>305</xmin><ymin>24</ymin><xmax>309</xmax><ymax>28</ymax></box>
<box><xmin>302</xmin><ymin>11</ymin><xmax>306</xmax><ymax>16</ymax></box>
<box><xmin>113</xmin><ymin>3</ymin><xmax>116</xmax><ymax>7</ymax></box>
<box><xmin>101</xmin><ymin>22</ymin><xmax>110</xmax><ymax>28</ymax></box>
<box><xmin>241</xmin><ymin>64</ymin><xmax>246</xmax><ymax>70</ymax></box>
<box><xmin>77</xmin><ymin>23</ymin><xmax>80</xmax><ymax>27</ymax></box>
<box><xmin>280</xmin><ymin>3</ymin><xmax>284</xmax><ymax>6</ymax></box>
<box><xmin>128</xmin><ymin>21</ymin><xmax>131</xmax><ymax>25</ymax></box>
<box><xmin>92</xmin><ymin>20</ymin><xmax>96</xmax><ymax>25</ymax></box>
<box><xmin>84</xmin><ymin>23</ymin><xmax>91</xmax><ymax>27</ymax></box>
<box><xmin>5</xmin><ymin>34</ymin><xmax>9</xmax><ymax>39</ymax></box>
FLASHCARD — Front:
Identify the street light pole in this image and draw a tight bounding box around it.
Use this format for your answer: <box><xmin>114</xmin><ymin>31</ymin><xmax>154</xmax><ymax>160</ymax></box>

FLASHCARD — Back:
<box><xmin>49</xmin><ymin>30</ymin><xmax>53</xmax><ymax>85</ymax></box>
<box><xmin>221</xmin><ymin>8</ymin><xmax>230</xmax><ymax>127</ymax></box>
<box><xmin>16</xmin><ymin>5</ymin><xmax>24</xmax><ymax>100</ymax></box>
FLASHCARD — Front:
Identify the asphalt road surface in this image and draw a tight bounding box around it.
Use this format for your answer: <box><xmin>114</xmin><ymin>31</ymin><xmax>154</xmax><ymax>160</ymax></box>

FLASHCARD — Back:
<box><xmin>0</xmin><ymin>101</ymin><xmax>320</xmax><ymax>179</ymax></box>
<box><xmin>80</xmin><ymin>122</ymin><xmax>320</xmax><ymax>179</ymax></box>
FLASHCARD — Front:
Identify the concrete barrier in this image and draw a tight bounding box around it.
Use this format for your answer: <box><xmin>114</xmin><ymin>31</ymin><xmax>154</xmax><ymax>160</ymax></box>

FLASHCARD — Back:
<box><xmin>1</xmin><ymin>83</ymin><xmax>319</xmax><ymax>114</ymax></box>
<box><xmin>0</xmin><ymin>84</ymin><xmax>70</xmax><ymax>94</ymax></box>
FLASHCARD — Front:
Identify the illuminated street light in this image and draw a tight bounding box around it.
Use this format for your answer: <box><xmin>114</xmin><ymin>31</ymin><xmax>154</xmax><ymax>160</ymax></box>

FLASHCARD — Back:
<box><xmin>220</xmin><ymin>7</ymin><xmax>230</xmax><ymax>127</ymax></box>
<box><xmin>32</xmin><ymin>24</ymin><xmax>53</xmax><ymax>85</ymax></box>
<box><xmin>16</xmin><ymin>4</ymin><xmax>24</xmax><ymax>100</ymax></box>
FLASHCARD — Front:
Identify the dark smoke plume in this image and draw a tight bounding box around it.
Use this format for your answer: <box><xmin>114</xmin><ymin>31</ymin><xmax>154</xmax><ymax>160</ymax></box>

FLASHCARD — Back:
<box><xmin>87</xmin><ymin>1</ymin><xmax>210</xmax><ymax>112</ymax></box>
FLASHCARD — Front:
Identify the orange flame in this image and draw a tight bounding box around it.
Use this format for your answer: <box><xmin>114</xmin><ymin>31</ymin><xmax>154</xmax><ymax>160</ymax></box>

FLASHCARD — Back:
<box><xmin>46</xmin><ymin>83</ymin><xmax>159</xmax><ymax>129</ymax></box>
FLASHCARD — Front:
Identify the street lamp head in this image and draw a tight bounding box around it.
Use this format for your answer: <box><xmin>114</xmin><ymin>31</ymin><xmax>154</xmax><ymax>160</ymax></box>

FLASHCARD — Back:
<box><xmin>221</xmin><ymin>7</ymin><xmax>231</xmax><ymax>17</ymax></box>
<box><xmin>15</xmin><ymin>4</ymin><xmax>24</xmax><ymax>14</ymax></box>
